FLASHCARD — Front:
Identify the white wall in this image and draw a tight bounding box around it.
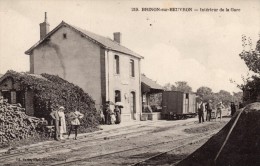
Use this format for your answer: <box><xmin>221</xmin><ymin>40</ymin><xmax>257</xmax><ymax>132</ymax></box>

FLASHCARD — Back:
<box><xmin>106</xmin><ymin>50</ymin><xmax>141</xmax><ymax>121</ymax></box>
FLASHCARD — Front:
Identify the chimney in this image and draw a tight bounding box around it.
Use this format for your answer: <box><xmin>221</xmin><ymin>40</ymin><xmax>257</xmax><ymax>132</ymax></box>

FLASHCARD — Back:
<box><xmin>113</xmin><ymin>32</ymin><xmax>121</xmax><ymax>44</ymax></box>
<box><xmin>39</xmin><ymin>12</ymin><xmax>50</xmax><ymax>40</ymax></box>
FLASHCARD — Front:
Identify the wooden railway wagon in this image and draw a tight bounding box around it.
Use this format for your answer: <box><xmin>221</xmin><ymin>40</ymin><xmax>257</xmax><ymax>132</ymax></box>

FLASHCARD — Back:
<box><xmin>162</xmin><ymin>91</ymin><xmax>197</xmax><ymax>120</ymax></box>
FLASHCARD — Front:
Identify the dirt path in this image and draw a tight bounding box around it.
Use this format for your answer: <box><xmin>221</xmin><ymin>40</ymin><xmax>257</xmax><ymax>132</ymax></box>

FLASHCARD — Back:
<box><xmin>1</xmin><ymin>118</ymin><xmax>229</xmax><ymax>166</ymax></box>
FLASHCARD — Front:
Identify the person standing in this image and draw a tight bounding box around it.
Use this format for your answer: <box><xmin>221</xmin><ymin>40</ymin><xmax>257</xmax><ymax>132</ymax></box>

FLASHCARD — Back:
<box><xmin>103</xmin><ymin>105</ymin><xmax>108</xmax><ymax>125</ymax></box>
<box><xmin>110</xmin><ymin>109</ymin><xmax>116</xmax><ymax>125</ymax></box>
<box><xmin>99</xmin><ymin>105</ymin><xmax>105</xmax><ymax>124</ymax></box>
<box><xmin>114</xmin><ymin>105</ymin><xmax>121</xmax><ymax>124</ymax></box>
<box><xmin>239</xmin><ymin>102</ymin><xmax>244</xmax><ymax>109</ymax></box>
<box><xmin>105</xmin><ymin>103</ymin><xmax>112</xmax><ymax>125</ymax></box>
<box><xmin>50</xmin><ymin>106</ymin><xmax>60</xmax><ymax>141</ymax></box>
<box><xmin>216</xmin><ymin>101</ymin><xmax>225</xmax><ymax>121</ymax></box>
<box><xmin>68</xmin><ymin>109</ymin><xmax>84</xmax><ymax>140</ymax></box>
<box><xmin>198</xmin><ymin>100</ymin><xmax>205</xmax><ymax>123</ymax></box>
<box><xmin>58</xmin><ymin>106</ymin><xmax>66</xmax><ymax>140</ymax></box>
<box><xmin>205</xmin><ymin>100</ymin><xmax>213</xmax><ymax>121</ymax></box>
<box><xmin>230</xmin><ymin>102</ymin><xmax>236</xmax><ymax>116</ymax></box>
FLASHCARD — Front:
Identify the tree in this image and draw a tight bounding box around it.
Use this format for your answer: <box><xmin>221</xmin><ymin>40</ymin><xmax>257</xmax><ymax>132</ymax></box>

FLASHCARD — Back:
<box><xmin>233</xmin><ymin>92</ymin><xmax>243</xmax><ymax>103</ymax></box>
<box><xmin>163</xmin><ymin>81</ymin><xmax>192</xmax><ymax>92</ymax></box>
<box><xmin>237</xmin><ymin>35</ymin><xmax>260</xmax><ymax>103</ymax></box>
<box><xmin>214</xmin><ymin>90</ymin><xmax>233</xmax><ymax>106</ymax></box>
<box><xmin>242</xmin><ymin>75</ymin><xmax>260</xmax><ymax>102</ymax></box>
<box><xmin>196</xmin><ymin>86</ymin><xmax>213</xmax><ymax>101</ymax></box>
<box><xmin>239</xmin><ymin>36</ymin><xmax>260</xmax><ymax>74</ymax></box>
<box><xmin>197</xmin><ymin>86</ymin><xmax>213</xmax><ymax>96</ymax></box>
<box><xmin>163</xmin><ymin>83</ymin><xmax>176</xmax><ymax>91</ymax></box>
<box><xmin>175</xmin><ymin>81</ymin><xmax>192</xmax><ymax>92</ymax></box>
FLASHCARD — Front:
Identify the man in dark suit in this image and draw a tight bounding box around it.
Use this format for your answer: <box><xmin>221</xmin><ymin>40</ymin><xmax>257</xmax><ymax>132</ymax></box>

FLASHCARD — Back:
<box><xmin>205</xmin><ymin>100</ymin><xmax>213</xmax><ymax>121</ymax></box>
<box><xmin>198</xmin><ymin>99</ymin><xmax>205</xmax><ymax>123</ymax></box>
<box><xmin>231</xmin><ymin>102</ymin><xmax>236</xmax><ymax>116</ymax></box>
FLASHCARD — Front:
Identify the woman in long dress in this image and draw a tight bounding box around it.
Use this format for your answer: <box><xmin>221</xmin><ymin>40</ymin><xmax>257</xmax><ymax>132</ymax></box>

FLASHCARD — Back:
<box><xmin>110</xmin><ymin>109</ymin><xmax>116</xmax><ymax>125</ymax></box>
<box><xmin>58</xmin><ymin>106</ymin><xmax>66</xmax><ymax>139</ymax></box>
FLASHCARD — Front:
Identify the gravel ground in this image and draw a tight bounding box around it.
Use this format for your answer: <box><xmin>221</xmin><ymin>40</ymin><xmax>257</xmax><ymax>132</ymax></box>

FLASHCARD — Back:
<box><xmin>1</xmin><ymin>118</ymin><xmax>230</xmax><ymax>166</ymax></box>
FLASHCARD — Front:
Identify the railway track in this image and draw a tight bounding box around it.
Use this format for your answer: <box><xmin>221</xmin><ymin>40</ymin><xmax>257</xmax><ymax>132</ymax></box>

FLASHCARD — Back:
<box><xmin>0</xmin><ymin>122</ymin><xmax>155</xmax><ymax>156</ymax></box>
<box><xmin>0</xmin><ymin>127</ymin><xmax>154</xmax><ymax>161</ymax></box>
<box><xmin>0</xmin><ymin>120</ymin><xmax>196</xmax><ymax>162</ymax></box>
<box><xmin>131</xmin><ymin>134</ymin><xmax>214</xmax><ymax>166</ymax></box>
<box><xmin>50</xmin><ymin>130</ymin><xmax>217</xmax><ymax>166</ymax></box>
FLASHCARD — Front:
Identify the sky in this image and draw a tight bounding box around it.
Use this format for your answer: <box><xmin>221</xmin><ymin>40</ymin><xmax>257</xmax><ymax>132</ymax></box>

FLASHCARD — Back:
<box><xmin>0</xmin><ymin>0</ymin><xmax>259</xmax><ymax>93</ymax></box>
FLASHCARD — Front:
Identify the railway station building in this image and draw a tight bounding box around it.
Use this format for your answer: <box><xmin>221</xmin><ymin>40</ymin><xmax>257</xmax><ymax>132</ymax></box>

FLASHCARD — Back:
<box><xmin>24</xmin><ymin>13</ymin><xmax>144</xmax><ymax>122</ymax></box>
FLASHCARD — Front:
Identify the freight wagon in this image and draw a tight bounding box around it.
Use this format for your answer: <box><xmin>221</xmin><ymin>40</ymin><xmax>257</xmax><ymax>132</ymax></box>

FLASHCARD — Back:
<box><xmin>162</xmin><ymin>91</ymin><xmax>197</xmax><ymax>120</ymax></box>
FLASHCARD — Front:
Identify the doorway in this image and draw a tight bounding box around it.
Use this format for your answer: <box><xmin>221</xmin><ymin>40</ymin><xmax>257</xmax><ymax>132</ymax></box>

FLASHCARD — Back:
<box><xmin>130</xmin><ymin>91</ymin><xmax>136</xmax><ymax>120</ymax></box>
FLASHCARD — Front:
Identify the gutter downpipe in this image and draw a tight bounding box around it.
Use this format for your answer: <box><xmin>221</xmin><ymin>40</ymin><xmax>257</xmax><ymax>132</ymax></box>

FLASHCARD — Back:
<box><xmin>139</xmin><ymin>60</ymin><xmax>142</xmax><ymax>120</ymax></box>
<box><xmin>105</xmin><ymin>50</ymin><xmax>110</xmax><ymax>102</ymax></box>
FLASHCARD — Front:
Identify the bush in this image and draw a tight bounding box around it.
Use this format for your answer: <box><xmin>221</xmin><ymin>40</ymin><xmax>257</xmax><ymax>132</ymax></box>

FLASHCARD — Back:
<box><xmin>2</xmin><ymin>70</ymin><xmax>99</xmax><ymax>132</ymax></box>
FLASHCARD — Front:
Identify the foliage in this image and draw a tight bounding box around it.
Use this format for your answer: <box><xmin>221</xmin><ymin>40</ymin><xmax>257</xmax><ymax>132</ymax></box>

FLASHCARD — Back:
<box><xmin>232</xmin><ymin>92</ymin><xmax>243</xmax><ymax>103</ymax></box>
<box><xmin>2</xmin><ymin>70</ymin><xmax>99</xmax><ymax>132</ymax></box>
<box><xmin>196</xmin><ymin>86</ymin><xmax>214</xmax><ymax>101</ymax></box>
<box><xmin>236</xmin><ymin>35</ymin><xmax>260</xmax><ymax>103</ymax></box>
<box><xmin>163</xmin><ymin>81</ymin><xmax>192</xmax><ymax>92</ymax></box>
<box><xmin>242</xmin><ymin>75</ymin><xmax>260</xmax><ymax>103</ymax></box>
<box><xmin>149</xmin><ymin>93</ymin><xmax>162</xmax><ymax>107</ymax></box>
<box><xmin>239</xmin><ymin>36</ymin><xmax>260</xmax><ymax>74</ymax></box>
<box><xmin>163</xmin><ymin>83</ymin><xmax>176</xmax><ymax>91</ymax></box>
<box><xmin>196</xmin><ymin>86</ymin><xmax>240</xmax><ymax>107</ymax></box>
<box><xmin>175</xmin><ymin>81</ymin><xmax>192</xmax><ymax>92</ymax></box>
<box><xmin>213</xmin><ymin>90</ymin><xmax>233</xmax><ymax>106</ymax></box>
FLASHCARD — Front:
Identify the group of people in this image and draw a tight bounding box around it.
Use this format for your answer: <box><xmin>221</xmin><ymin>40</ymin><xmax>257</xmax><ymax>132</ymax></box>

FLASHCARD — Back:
<box><xmin>198</xmin><ymin>100</ymin><xmax>241</xmax><ymax>123</ymax></box>
<box><xmin>197</xmin><ymin>99</ymin><xmax>242</xmax><ymax>123</ymax></box>
<box><xmin>50</xmin><ymin>106</ymin><xmax>84</xmax><ymax>141</ymax></box>
<box><xmin>99</xmin><ymin>104</ymin><xmax>122</xmax><ymax>125</ymax></box>
<box><xmin>197</xmin><ymin>99</ymin><xmax>219</xmax><ymax>123</ymax></box>
<box><xmin>49</xmin><ymin>103</ymin><xmax>122</xmax><ymax>141</ymax></box>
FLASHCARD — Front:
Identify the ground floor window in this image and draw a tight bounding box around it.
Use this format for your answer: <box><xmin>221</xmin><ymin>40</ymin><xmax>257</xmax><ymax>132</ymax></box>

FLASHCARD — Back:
<box><xmin>115</xmin><ymin>90</ymin><xmax>121</xmax><ymax>102</ymax></box>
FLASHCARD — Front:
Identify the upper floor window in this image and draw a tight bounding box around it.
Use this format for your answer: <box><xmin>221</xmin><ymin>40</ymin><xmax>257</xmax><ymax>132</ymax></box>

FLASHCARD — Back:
<box><xmin>130</xmin><ymin>59</ymin><xmax>135</xmax><ymax>77</ymax></box>
<box><xmin>114</xmin><ymin>55</ymin><xmax>120</xmax><ymax>74</ymax></box>
<box><xmin>63</xmin><ymin>33</ymin><xmax>67</xmax><ymax>39</ymax></box>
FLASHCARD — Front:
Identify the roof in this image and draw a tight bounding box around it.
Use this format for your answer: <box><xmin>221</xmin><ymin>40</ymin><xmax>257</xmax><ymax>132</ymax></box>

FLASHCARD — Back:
<box><xmin>25</xmin><ymin>21</ymin><xmax>143</xmax><ymax>59</ymax></box>
<box><xmin>0</xmin><ymin>71</ymin><xmax>48</xmax><ymax>83</ymax></box>
<box><xmin>141</xmin><ymin>74</ymin><xmax>164</xmax><ymax>93</ymax></box>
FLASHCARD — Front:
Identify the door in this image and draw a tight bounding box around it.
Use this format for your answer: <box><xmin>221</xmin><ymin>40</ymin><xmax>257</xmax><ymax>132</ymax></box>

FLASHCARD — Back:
<box><xmin>130</xmin><ymin>91</ymin><xmax>136</xmax><ymax>120</ymax></box>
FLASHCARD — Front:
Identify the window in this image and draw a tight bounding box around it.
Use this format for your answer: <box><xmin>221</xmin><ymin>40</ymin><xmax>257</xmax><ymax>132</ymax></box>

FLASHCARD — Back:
<box><xmin>115</xmin><ymin>90</ymin><xmax>121</xmax><ymax>102</ymax></box>
<box><xmin>114</xmin><ymin>55</ymin><xmax>120</xmax><ymax>74</ymax></box>
<box><xmin>63</xmin><ymin>33</ymin><xmax>67</xmax><ymax>39</ymax></box>
<box><xmin>130</xmin><ymin>59</ymin><xmax>135</xmax><ymax>77</ymax></box>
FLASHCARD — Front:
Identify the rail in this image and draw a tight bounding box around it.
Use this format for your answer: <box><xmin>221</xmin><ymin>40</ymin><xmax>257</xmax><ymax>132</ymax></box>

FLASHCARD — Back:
<box><xmin>51</xmin><ymin>130</ymin><xmax>218</xmax><ymax>166</ymax></box>
<box><xmin>130</xmin><ymin>131</ymin><xmax>217</xmax><ymax>166</ymax></box>
<box><xmin>213</xmin><ymin>109</ymin><xmax>244</xmax><ymax>165</ymax></box>
<box><xmin>0</xmin><ymin>120</ymin><xmax>196</xmax><ymax>162</ymax></box>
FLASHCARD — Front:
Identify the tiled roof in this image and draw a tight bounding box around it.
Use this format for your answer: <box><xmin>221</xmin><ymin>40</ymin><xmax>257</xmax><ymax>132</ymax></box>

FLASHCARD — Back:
<box><xmin>141</xmin><ymin>74</ymin><xmax>163</xmax><ymax>90</ymax></box>
<box><xmin>25</xmin><ymin>21</ymin><xmax>143</xmax><ymax>59</ymax></box>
